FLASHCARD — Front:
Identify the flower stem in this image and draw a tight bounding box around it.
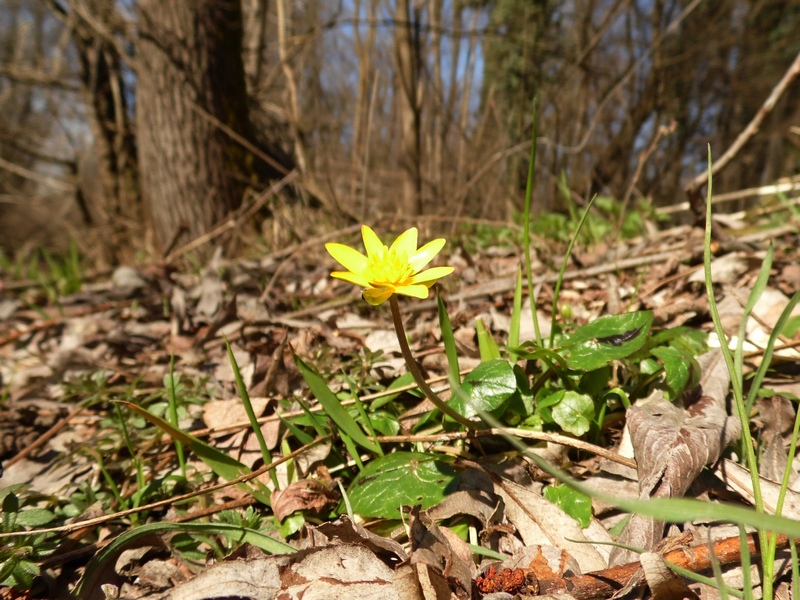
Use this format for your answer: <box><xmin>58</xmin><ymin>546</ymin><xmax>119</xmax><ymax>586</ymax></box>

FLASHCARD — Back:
<box><xmin>389</xmin><ymin>296</ymin><xmax>476</xmax><ymax>429</ymax></box>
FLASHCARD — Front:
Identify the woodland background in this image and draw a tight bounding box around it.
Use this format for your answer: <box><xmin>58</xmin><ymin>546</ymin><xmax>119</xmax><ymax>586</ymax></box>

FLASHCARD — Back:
<box><xmin>0</xmin><ymin>0</ymin><xmax>799</xmax><ymax>265</ymax></box>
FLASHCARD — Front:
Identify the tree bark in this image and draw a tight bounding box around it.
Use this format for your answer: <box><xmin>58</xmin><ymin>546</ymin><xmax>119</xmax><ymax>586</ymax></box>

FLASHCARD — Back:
<box><xmin>48</xmin><ymin>0</ymin><xmax>142</xmax><ymax>263</ymax></box>
<box><xmin>394</xmin><ymin>0</ymin><xmax>423</xmax><ymax>216</ymax></box>
<box><xmin>136</xmin><ymin>0</ymin><xmax>283</xmax><ymax>250</ymax></box>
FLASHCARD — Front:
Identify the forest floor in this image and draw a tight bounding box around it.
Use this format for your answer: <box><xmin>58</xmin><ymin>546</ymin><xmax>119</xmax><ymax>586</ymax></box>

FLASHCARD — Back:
<box><xmin>1</xmin><ymin>204</ymin><xmax>800</xmax><ymax>600</ymax></box>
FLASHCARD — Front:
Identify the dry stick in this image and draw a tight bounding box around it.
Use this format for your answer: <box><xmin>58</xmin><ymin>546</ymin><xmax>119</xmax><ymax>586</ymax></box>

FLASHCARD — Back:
<box><xmin>685</xmin><ymin>50</ymin><xmax>800</xmax><ymax>215</ymax></box>
<box><xmin>378</xmin><ymin>429</ymin><xmax>635</xmax><ymax>470</ymax></box>
<box><xmin>0</xmin><ymin>436</ymin><xmax>332</xmax><ymax>539</ymax></box>
<box><xmin>5</xmin><ymin>406</ymin><xmax>86</xmax><ymax>468</ymax></box>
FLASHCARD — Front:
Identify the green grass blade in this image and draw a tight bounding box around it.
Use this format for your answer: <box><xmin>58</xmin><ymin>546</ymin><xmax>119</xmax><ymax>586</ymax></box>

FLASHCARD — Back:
<box><xmin>508</xmin><ymin>267</ymin><xmax>523</xmax><ymax>361</ymax></box>
<box><xmin>737</xmin><ymin>525</ymin><xmax>751</xmax><ymax>600</ymax></box>
<box><xmin>226</xmin><ymin>339</ymin><xmax>272</xmax><ymax>467</ymax></box>
<box><xmin>549</xmin><ymin>194</ymin><xmax>598</xmax><ymax>348</ymax></box>
<box><xmin>341</xmin><ymin>372</ymin><xmax>382</xmax><ymax>457</ymax></box>
<box><xmin>166</xmin><ymin>354</ymin><xmax>186</xmax><ymax>478</ymax></box>
<box><xmin>744</xmin><ymin>291</ymin><xmax>800</xmax><ymax>415</ymax></box>
<box><xmin>293</xmin><ymin>354</ymin><xmax>381</xmax><ymax>454</ymax></box>
<box><xmin>522</xmin><ymin>96</ymin><xmax>542</xmax><ymax>346</ymax></box>
<box><xmin>735</xmin><ymin>243</ymin><xmax>773</xmax><ymax>380</ymax></box>
<box><xmin>528</xmin><ymin>449</ymin><xmax>800</xmax><ymax>537</ymax></box>
<box><xmin>475</xmin><ymin>317</ymin><xmax>501</xmax><ymax>361</ymax></box>
<box><xmin>117</xmin><ymin>401</ymin><xmax>261</xmax><ymax>494</ymax></box>
<box><xmin>704</xmin><ymin>145</ymin><xmax>770</xmax><ymax>594</ymax></box>
<box><xmin>437</xmin><ymin>290</ymin><xmax>461</xmax><ymax>385</ymax></box>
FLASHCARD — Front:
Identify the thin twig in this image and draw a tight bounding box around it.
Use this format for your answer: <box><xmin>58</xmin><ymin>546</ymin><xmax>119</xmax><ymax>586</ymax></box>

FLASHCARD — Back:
<box><xmin>685</xmin><ymin>50</ymin><xmax>800</xmax><ymax>212</ymax></box>
<box><xmin>0</xmin><ymin>436</ymin><xmax>331</xmax><ymax>538</ymax></box>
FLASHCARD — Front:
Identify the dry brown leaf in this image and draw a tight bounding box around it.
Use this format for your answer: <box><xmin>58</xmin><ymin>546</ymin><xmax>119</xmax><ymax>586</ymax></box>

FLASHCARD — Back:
<box><xmin>427</xmin><ymin>489</ymin><xmax>501</xmax><ymax>529</ymax></box>
<box><xmin>409</xmin><ymin>506</ymin><xmax>473</xmax><ymax>596</ymax></box>
<box><xmin>313</xmin><ymin>516</ymin><xmax>407</xmax><ymax>564</ymax></box>
<box><xmin>270</xmin><ymin>479</ymin><xmax>339</xmax><ymax>522</ymax></box>
<box><xmin>492</xmin><ymin>479</ymin><xmax>609</xmax><ymax>572</ymax></box>
<box><xmin>639</xmin><ymin>552</ymin><xmax>700</xmax><ymax>599</ymax></box>
<box><xmin>718</xmin><ymin>458</ymin><xmax>800</xmax><ymax>519</ymax></box>
<box><xmin>610</xmin><ymin>350</ymin><xmax>740</xmax><ymax>565</ymax></box>
<box><xmin>142</xmin><ymin>545</ymin><xmax>397</xmax><ymax>600</ymax></box>
<box><xmin>755</xmin><ymin>396</ymin><xmax>795</xmax><ymax>481</ymax></box>
<box><xmin>202</xmin><ymin>397</ymin><xmax>271</xmax><ymax>430</ymax></box>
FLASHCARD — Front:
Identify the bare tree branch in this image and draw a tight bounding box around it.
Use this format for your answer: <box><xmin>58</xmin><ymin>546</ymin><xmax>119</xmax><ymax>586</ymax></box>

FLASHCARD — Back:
<box><xmin>0</xmin><ymin>64</ymin><xmax>81</xmax><ymax>91</ymax></box>
<box><xmin>685</xmin><ymin>49</ymin><xmax>800</xmax><ymax>217</ymax></box>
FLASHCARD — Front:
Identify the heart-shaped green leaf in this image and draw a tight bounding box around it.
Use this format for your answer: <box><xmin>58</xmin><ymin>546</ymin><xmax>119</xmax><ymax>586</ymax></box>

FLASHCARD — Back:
<box><xmin>562</xmin><ymin>311</ymin><xmax>653</xmax><ymax>370</ymax></box>
<box><xmin>347</xmin><ymin>452</ymin><xmax>458</xmax><ymax>518</ymax></box>
<box><xmin>551</xmin><ymin>390</ymin><xmax>594</xmax><ymax>436</ymax></box>
<box><xmin>449</xmin><ymin>359</ymin><xmax>516</xmax><ymax>419</ymax></box>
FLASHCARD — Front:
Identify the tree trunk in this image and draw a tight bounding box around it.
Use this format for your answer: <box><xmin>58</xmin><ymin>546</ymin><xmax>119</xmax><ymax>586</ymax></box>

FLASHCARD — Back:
<box><xmin>50</xmin><ymin>0</ymin><xmax>142</xmax><ymax>263</ymax></box>
<box><xmin>136</xmin><ymin>0</ymin><xmax>278</xmax><ymax>250</ymax></box>
<box><xmin>394</xmin><ymin>0</ymin><xmax>422</xmax><ymax>216</ymax></box>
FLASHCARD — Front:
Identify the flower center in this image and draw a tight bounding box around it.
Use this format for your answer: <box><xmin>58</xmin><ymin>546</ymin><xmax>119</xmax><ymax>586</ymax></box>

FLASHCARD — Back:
<box><xmin>367</xmin><ymin>246</ymin><xmax>414</xmax><ymax>287</ymax></box>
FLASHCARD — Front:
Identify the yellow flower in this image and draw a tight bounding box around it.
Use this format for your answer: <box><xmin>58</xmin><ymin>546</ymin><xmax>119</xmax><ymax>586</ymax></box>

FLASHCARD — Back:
<box><xmin>326</xmin><ymin>225</ymin><xmax>454</xmax><ymax>305</ymax></box>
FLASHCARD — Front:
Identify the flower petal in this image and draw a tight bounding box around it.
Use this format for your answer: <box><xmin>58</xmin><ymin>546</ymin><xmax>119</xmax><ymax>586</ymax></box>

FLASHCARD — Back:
<box><xmin>394</xmin><ymin>284</ymin><xmax>430</xmax><ymax>299</ymax></box>
<box><xmin>390</xmin><ymin>227</ymin><xmax>418</xmax><ymax>258</ymax></box>
<box><xmin>408</xmin><ymin>238</ymin><xmax>446</xmax><ymax>271</ymax></box>
<box><xmin>326</xmin><ymin>242</ymin><xmax>368</xmax><ymax>273</ymax></box>
<box><xmin>361</xmin><ymin>225</ymin><xmax>386</xmax><ymax>259</ymax></box>
<box><xmin>363</xmin><ymin>286</ymin><xmax>395</xmax><ymax>305</ymax></box>
<box><xmin>331</xmin><ymin>271</ymin><xmax>370</xmax><ymax>287</ymax></box>
<box><xmin>410</xmin><ymin>265</ymin><xmax>454</xmax><ymax>285</ymax></box>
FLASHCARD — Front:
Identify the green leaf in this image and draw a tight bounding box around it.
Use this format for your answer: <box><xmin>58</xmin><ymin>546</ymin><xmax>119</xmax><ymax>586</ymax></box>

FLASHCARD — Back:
<box><xmin>562</xmin><ymin>311</ymin><xmax>653</xmax><ymax>370</ymax></box>
<box><xmin>8</xmin><ymin>559</ymin><xmax>39</xmax><ymax>589</ymax></box>
<box><xmin>475</xmin><ymin>318</ymin><xmax>501</xmax><ymax>361</ymax></box>
<box><xmin>294</xmin><ymin>354</ymin><xmax>381</xmax><ymax>455</ymax></box>
<box><xmin>544</xmin><ymin>485</ymin><xmax>592</xmax><ymax>528</ymax></box>
<box><xmin>551</xmin><ymin>391</ymin><xmax>594</xmax><ymax>436</ymax></box>
<box><xmin>367</xmin><ymin>411</ymin><xmax>400</xmax><ymax>436</ymax></box>
<box><xmin>370</xmin><ymin>372</ymin><xmax>416</xmax><ymax>410</ymax></box>
<box><xmin>651</xmin><ymin>346</ymin><xmax>691</xmax><ymax>399</ymax></box>
<box><xmin>650</xmin><ymin>327</ymin><xmax>708</xmax><ymax>356</ymax></box>
<box><xmin>449</xmin><ymin>359</ymin><xmax>516</xmax><ymax>419</ymax></box>
<box><xmin>347</xmin><ymin>452</ymin><xmax>458</xmax><ymax>518</ymax></box>
<box><xmin>14</xmin><ymin>509</ymin><xmax>56</xmax><ymax>527</ymax></box>
<box><xmin>2</xmin><ymin>491</ymin><xmax>19</xmax><ymax>514</ymax></box>
<box><xmin>503</xmin><ymin>365</ymin><xmax>535</xmax><ymax>425</ymax></box>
